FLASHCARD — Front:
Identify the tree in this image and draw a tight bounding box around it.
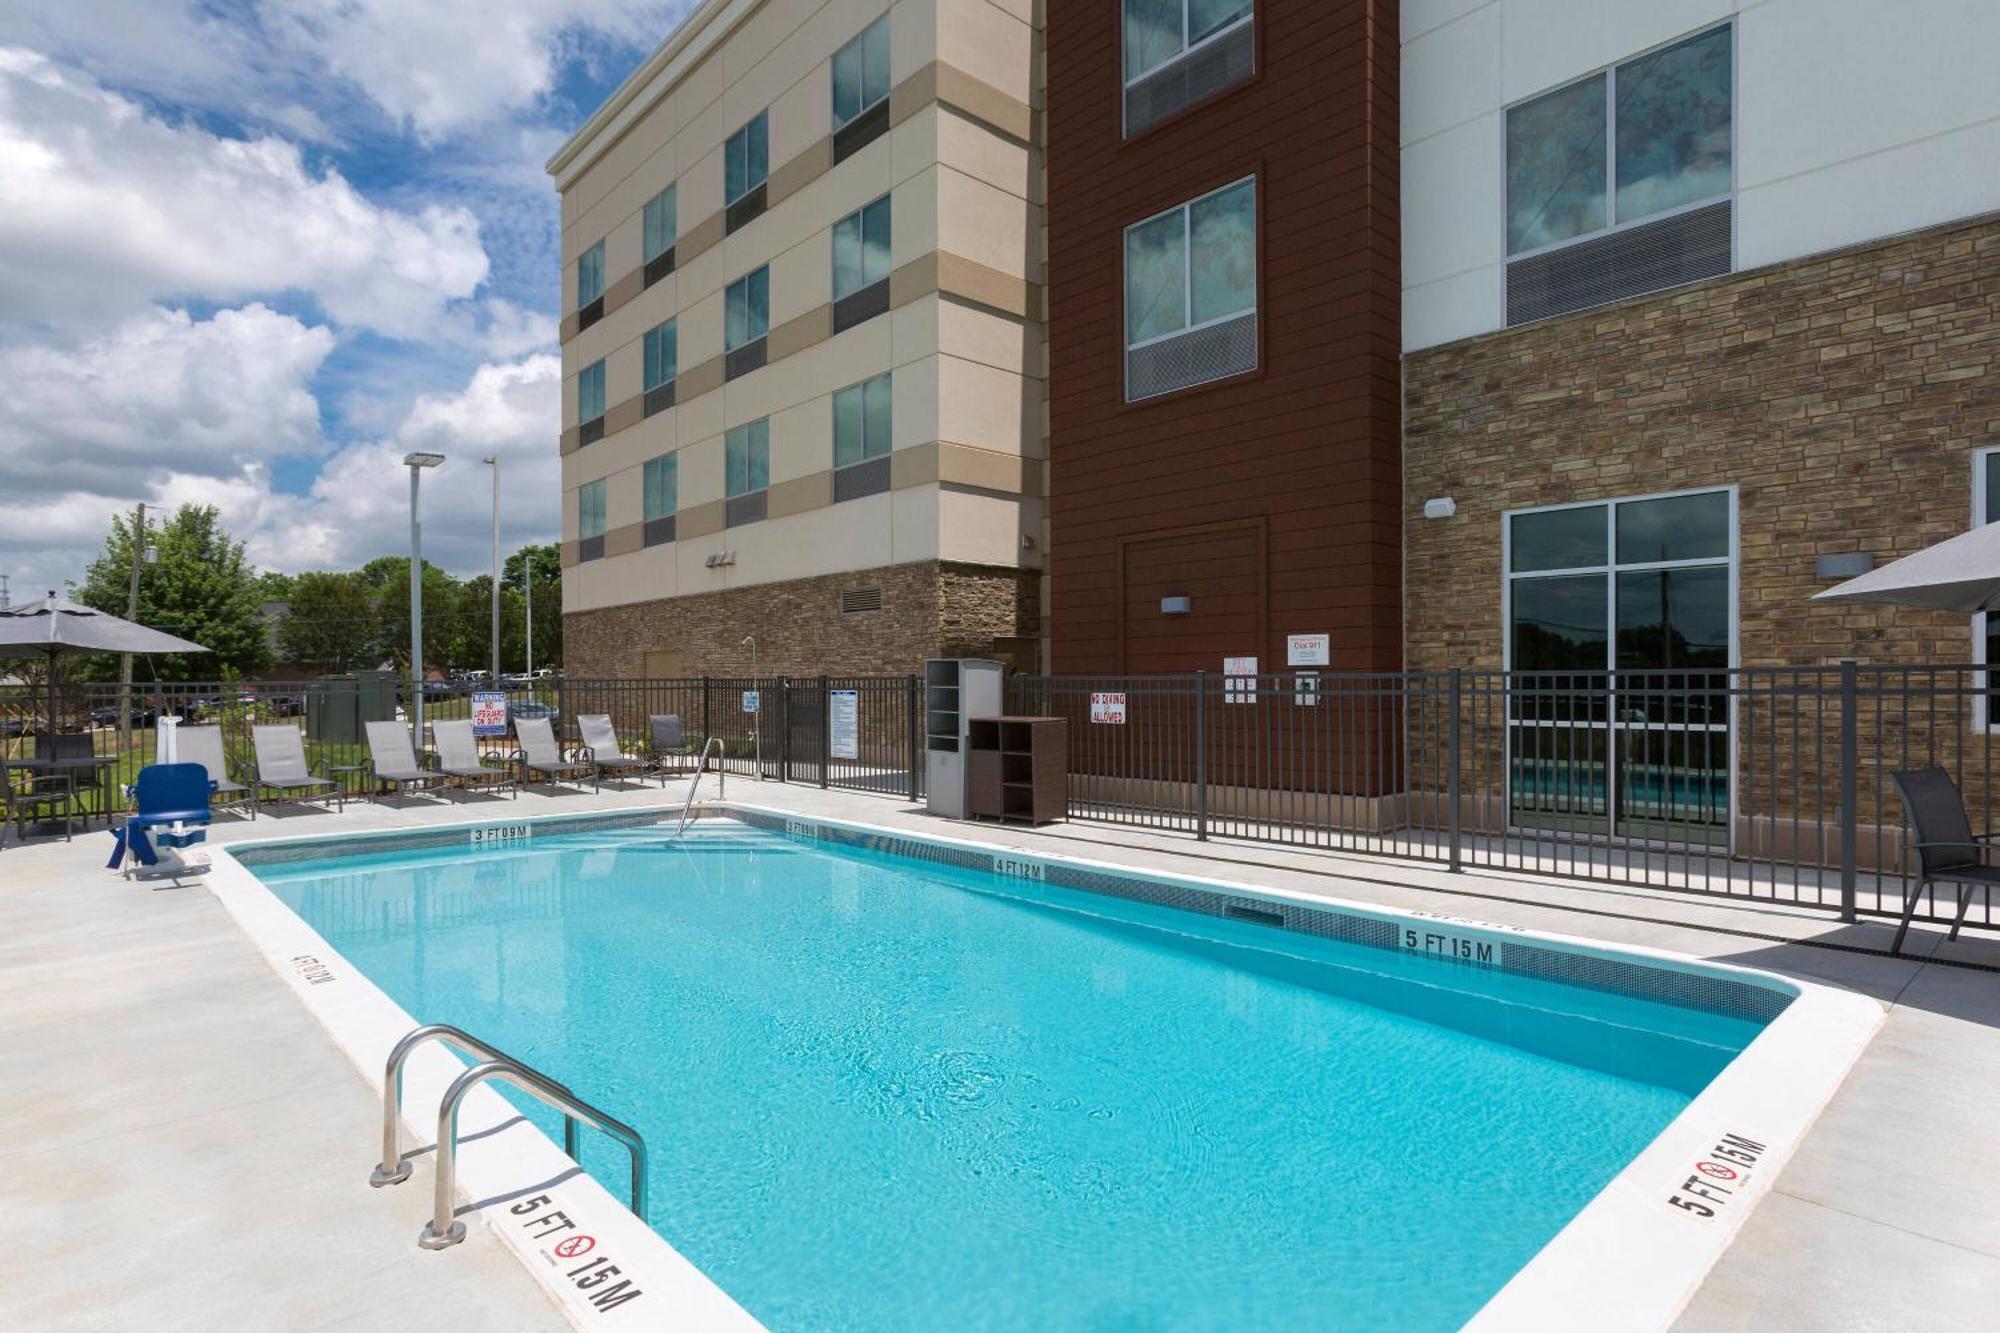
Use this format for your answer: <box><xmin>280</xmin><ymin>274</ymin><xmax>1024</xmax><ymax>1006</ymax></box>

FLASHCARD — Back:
<box><xmin>502</xmin><ymin>542</ymin><xmax>563</xmax><ymax>669</ymax></box>
<box><xmin>76</xmin><ymin>504</ymin><xmax>271</xmax><ymax>681</ymax></box>
<box><xmin>280</xmin><ymin>571</ymin><xmax>381</xmax><ymax>670</ymax></box>
<box><xmin>372</xmin><ymin>557</ymin><xmax>460</xmax><ymax>673</ymax></box>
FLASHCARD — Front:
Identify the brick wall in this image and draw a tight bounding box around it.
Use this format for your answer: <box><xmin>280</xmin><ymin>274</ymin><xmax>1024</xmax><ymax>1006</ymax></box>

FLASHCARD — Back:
<box><xmin>563</xmin><ymin>560</ymin><xmax>1037</xmax><ymax>679</ymax></box>
<box><xmin>1405</xmin><ymin>211</ymin><xmax>2000</xmax><ymax>672</ymax></box>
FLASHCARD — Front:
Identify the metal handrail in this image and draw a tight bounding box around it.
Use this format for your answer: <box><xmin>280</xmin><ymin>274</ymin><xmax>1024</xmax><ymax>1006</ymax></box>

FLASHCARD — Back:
<box><xmin>673</xmin><ymin>735</ymin><xmax>726</xmax><ymax>837</ymax></box>
<box><xmin>369</xmin><ymin>1023</ymin><xmax>649</xmax><ymax>1251</ymax></box>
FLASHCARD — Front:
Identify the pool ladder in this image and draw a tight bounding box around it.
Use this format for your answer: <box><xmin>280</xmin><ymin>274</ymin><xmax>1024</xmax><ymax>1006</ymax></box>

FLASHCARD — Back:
<box><xmin>371</xmin><ymin>1023</ymin><xmax>648</xmax><ymax>1250</ymax></box>
<box><xmin>673</xmin><ymin>735</ymin><xmax>726</xmax><ymax>837</ymax></box>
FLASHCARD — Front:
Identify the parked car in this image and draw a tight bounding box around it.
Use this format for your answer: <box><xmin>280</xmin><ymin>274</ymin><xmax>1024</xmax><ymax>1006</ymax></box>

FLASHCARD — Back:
<box><xmin>506</xmin><ymin>699</ymin><xmax>560</xmax><ymax>725</ymax></box>
<box><xmin>88</xmin><ymin>704</ymin><xmax>160</xmax><ymax>727</ymax></box>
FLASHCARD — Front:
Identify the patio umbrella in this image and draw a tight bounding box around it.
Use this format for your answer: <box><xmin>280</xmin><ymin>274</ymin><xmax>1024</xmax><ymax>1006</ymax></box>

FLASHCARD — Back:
<box><xmin>1812</xmin><ymin>523</ymin><xmax>2000</xmax><ymax>614</ymax></box>
<box><xmin>0</xmin><ymin>591</ymin><xmax>211</xmax><ymax>745</ymax></box>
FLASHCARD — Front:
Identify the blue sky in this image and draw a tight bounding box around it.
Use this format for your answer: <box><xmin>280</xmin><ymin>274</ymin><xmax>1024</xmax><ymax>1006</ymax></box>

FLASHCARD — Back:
<box><xmin>0</xmin><ymin>0</ymin><xmax>696</xmax><ymax>601</ymax></box>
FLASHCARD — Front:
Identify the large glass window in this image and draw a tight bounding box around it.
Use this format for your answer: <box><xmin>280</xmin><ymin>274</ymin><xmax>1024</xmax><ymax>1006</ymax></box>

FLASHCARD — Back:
<box><xmin>725</xmin><ymin>112</ymin><xmax>769</xmax><ymax>205</ymax></box>
<box><xmin>577</xmin><ymin>479</ymin><xmax>607</xmax><ymax>540</ymax></box>
<box><xmin>643</xmin><ymin>320</ymin><xmax>677</xmax><ymax>391</ymax></box>
<box><xmin>725</xmin><ymin>419</ymin><xmax>770</xmax><ymax>498</ymax></box>
<box><xmin>1506</xmin><ymin>490</ymin><xmax>1734</xmax><ymax>843</ymax></box>
<box><xmin>1124</xmin><ymin>177</ymin><xmax>1255</xmax><ymax>347</ymax></box>
<box><xmin>1507</xmin><ymin>25</ymin><xmax>1731</xmax><ymax>255</ymax></box>
<box><xmin>642</xmin><ymin>186</ymin><xmax>676</xmax><ymax>262</ymax></box>
<box><xmin>833</xmin><ymin>195</ymin><xmax>891</xmax><ymax>300</ymax></box>
<box><xmin>834</xmin><ymin>373</ymin><xmax>892</xmax><ymax>470</ymax></box>
<box><xmin>832</xmin><ymin>15</ymin><xmax>891</xmax><ymax>128</ymax></box>
<box><xmin>576</xmin><ymin>241</ymin><xmax>605</xmax><ymax>308</ymax></box>
<box><xmin>577</xmin><ymin>359</ymin><xmax>606</xmax><ymax>424</ymax></box>
<box><xmin>725</xmin><ymin>267</ymin><xmax>769</xmax><ymax>351</ymax></box>
<box><xmin>643</xmin><ymin>454</ymin><xmax>677</xmax><ymax>521</ymax></box>
<box><xmin>1125</xmin><ymin>0</ymin><xmax>1253</xmax><ymax>83</ymax></box>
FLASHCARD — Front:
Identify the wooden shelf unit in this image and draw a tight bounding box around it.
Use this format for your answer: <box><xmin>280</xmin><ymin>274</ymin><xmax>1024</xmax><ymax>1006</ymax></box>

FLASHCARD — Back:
<box><xmin>966</xmin><ymin>716</ymin><xmax>1067</xmax><ymax>825</ymax></box>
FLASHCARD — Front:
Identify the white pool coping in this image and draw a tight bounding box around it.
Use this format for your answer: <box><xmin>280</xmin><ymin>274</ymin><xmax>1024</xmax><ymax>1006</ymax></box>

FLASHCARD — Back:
<box><xmin>207</xmin><ymin>801</ymin><xmax>1883</xmax><ymax>1333</ymax></box>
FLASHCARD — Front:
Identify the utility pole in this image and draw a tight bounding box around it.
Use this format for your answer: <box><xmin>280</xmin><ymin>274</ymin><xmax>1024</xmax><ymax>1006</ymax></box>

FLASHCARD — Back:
<box><xmin>484</xmin><ymin>457</ymin><xmax>500</xmax><ymax>685</ymax></box>
<box><xmin>119</xmin><ymin>502</ymin><xmax>145</xmax><ymax>753</ymax></box>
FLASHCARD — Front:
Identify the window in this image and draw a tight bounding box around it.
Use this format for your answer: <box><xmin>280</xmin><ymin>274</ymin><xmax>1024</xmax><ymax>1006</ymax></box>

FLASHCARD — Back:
<box><xmin>832</xmin><ymin>194</ymin><xmax>892</xmax><ymax>331</ymax></box>
<box><xmin>1123</xmin><ymin>176</ymin><xmax>1256</xmax><ymax>399</ymax></box>
<box><xmin>577</xmin><ymin>359</ymin><xmax>606</xmax><ymax>427</ymax></box>
<box><xmin>832</xmin><ymin>15</ymin><xmax>891</xmax><ymax>128</ymax></box>
<box><xmin>725</xmin><ymin>111</ymin><xmax>768</xmax><ymax>206</ymax></box>
<box><xmin>642</xmin><ymin>186</ymin><xmax>676</xmax><ymax>262</ymax></box>
<box><xmin>642</xmin><ymin>453</ymin><xmax>677</xmax><ymax>547</ymax></box>
<box><xmin>725</xmin><ymin>418</ymin><xmax>770</xmax><ymax>527</ymax></box>
<box><xmin>1505</xmin><ymin>489</ymin><xmax>1734</xmax><ymax>843</ymax></box>
<box><xmin>642</xmin><ymin>185</ymin><xmax>677</xmax><ymax>284</ymax></box>
<box><xmin>833</xmin><ymin>372</ymin><xmax>892</xmax><ymax>502</ymax></box>
<box><xmin>1977</xmin><ymin>450</ymin><xmax>2000</xmax><ymax>728</ymax></box>
<box><xmin>577</xmin><ymin>479</ymin><xmax>608</xmax><ymax>561</ymax></box>
<box><xmin>1122</xmin><ymin>0</ymin><xmax>1255</xmax><ymax>135</ymax></box>
<box><xmin>1503</xmin><ymin>25</ymin><xmax>1732</xmax><ymax>323</ymax></box>
<box><xmin>725</xmin><ymin>266</ymin><xmax>769</xmax><ymax>378</ymax></box>
<box><xmin>576</xmin><ymin>241</ymin><xmax>605</xmax><ymax>309</ymax></box>
<box><xmin>642</xmin><ymin>320</ymin><xmax>677</xmax><ymax>415</ymax></box>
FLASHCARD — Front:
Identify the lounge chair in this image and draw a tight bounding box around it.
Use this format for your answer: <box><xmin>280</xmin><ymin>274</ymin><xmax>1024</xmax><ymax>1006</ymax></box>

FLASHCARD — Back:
<box><xmin>177</xmin><ymin>725</ymin><xmax>252</xmax><ymax>815</ymax></box>
<box><xmin>649</xmin><ymin>714</ymin><xmax>696</xmax><ymax>779</ymax></box>
<box><xmin>1888</xmin><ymin>766</ymin><xmax>2000</xmax><ymax>954</ymax></box>
<box><xmin>363</xmin><ymin>721</ymin><xmax>447</xmax><ymax>800</ymax></box>
<box><xmin>3</xmin><ymin>761</ymin><xmax>76</xmax><ymax>845</ymax></box>
<box><xmin>432</xmin><ymin>720</ymin><xmax>518</xmax><ymax>798</ymax></box>
<box><xmin>511</xmin><ymin>716</ymin><xmax>595</xmax><ymax>791</ymax></box>
<box><xmin>251</xmin><ymin>724</ymin><xmax>343</xmax><ymax>813</ymax></box>
<box><xmin>576</xmin><ymin>714</ymin><xmax>654</xmax><ymax>786</ymax></box>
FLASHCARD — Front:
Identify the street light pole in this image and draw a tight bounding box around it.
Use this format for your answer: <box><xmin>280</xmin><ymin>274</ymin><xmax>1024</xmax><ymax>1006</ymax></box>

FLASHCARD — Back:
<box><xmin>484</xmin><ymin>456</ymin><xmax>500</xmax><ymax>685</ymax></box>
<box><xmin>119</xmin><ymin>502</ymin><xmax>145</xmax><ymax>754</ymax></box>
<box><xmin>523</xmin><ymin>556</ymin><xmax>534</xmax><ymax>678</ymax></box>
<box><xmin>403</xmin><ymin>452</ymin><xmax>445</xmax><ymax>744</ymax></box>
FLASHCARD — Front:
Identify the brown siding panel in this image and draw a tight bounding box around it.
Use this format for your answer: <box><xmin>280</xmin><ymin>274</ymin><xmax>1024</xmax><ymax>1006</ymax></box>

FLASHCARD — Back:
<box><xmin>1046</xmin><ymin>0</ymin><xmax>1402</xmax><ymax>676</ymax></box>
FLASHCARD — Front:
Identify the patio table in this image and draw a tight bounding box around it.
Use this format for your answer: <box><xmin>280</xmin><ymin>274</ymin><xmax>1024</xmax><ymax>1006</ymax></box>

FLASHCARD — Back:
<box><xmin>3</xmin><ymin>756</ymin><xmax>119</xmax><ymax>829</ymax></box>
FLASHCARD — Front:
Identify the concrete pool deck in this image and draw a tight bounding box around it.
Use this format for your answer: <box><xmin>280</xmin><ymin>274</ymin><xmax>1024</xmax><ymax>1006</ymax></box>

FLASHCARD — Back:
<box><xmin>3</xmin><ymin>779</ymin><xmax>1997</xmax><ymax>1330</ymax></box>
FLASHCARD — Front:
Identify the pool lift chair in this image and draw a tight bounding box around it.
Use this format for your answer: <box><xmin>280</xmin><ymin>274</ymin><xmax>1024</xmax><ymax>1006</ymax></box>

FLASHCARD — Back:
<box><xmin>107</xmin><ymin>762</ymin><xmax>214</xmax><ymax>881</ymax></box>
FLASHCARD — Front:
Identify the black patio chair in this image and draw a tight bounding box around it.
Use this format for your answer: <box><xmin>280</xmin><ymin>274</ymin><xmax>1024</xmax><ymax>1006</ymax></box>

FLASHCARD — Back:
<box><xmin>1888</xmin><ymin>765</ymin><xmax>2000</xmax><ymax>955</ymax></box>
<box><xmin>3</xmin><ymin>762</ymin><xmax>76</xmax><ymax>845</ymax></box>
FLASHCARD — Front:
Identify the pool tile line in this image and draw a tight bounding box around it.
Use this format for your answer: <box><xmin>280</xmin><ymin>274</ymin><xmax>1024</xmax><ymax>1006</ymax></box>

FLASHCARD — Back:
<box><xmin>719</xmin><ymin>804</ymin><xmax>1796</xmax><ymax>1024</ymax></box>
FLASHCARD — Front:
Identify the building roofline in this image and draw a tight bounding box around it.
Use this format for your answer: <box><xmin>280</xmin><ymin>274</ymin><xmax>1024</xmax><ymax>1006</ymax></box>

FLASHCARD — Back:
<box><xmin>543</xmin><ymin>0</ymin><xmax>752</xmax><ymax>191</ymax></box>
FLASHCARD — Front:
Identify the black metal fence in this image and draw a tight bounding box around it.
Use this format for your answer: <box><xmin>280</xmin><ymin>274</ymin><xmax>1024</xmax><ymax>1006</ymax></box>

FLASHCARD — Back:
<box><xmin>8</xmin><ymin>665</ymin><xmax>1994</xmax><ymax>931</ymax></box>
<box><xmin>1012</xmin><ymin>666</ymin><xmax>2000</xmax><ymax>929</ymax></box>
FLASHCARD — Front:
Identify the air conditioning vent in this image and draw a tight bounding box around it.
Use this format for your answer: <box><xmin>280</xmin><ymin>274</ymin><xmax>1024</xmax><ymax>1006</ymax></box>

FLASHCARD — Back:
<box><xmin>1125</xmin><ymin>21</ymin><xmax>1254</xmax><ymax>137</ymax></box>
<box><xmin>1126</xmin><ymin>311</ymin><xmax>1257</xmax><ymax>401</ymax></box>
<box><xmin>1507</xmin><ymin>200</ymin><xmax>1732</xmax><ymax>326</ymax></box>
<box><xmin>841</xmin><ymin>586</ymin><xmax>883</xmax><ymax>614</ymax></box>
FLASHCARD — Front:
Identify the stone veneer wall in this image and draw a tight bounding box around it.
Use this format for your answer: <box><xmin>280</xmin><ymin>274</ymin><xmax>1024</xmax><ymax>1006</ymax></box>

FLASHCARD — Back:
<box><xmin>1404</xmin><ymin>211</ymin><xmax>2000</xmax><ymax>672</ymax></box>
<box><xmin>1404</xmin><ymin>211</ymin><xmax>2000</xmax><ymax>840</ymax></box>
<box><xmin>563</xmin><ymin>560</ymin><xmax>1038</xmax><ymax>679</ymax></box>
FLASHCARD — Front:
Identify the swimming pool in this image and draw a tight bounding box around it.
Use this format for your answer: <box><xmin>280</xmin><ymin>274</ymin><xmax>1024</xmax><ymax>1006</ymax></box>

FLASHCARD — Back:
<box><xmin>228</xmin><ymin>809</ymin><xmax>1849</xmax><ymax>1332</ymax></box>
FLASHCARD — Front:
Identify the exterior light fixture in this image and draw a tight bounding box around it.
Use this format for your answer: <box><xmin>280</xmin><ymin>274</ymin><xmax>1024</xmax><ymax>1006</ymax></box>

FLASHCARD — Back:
<box><xmin>1161</xmin><ymin>596</ymin><xmax>1192</xmax><ymax>615</ymax></box>
<box><xmin>1816</xmin><ymin>553</ymin><xmax>1875</xmax><ymax>580</ymax></box>
<box><xmin>1422</xmin><ymin>496</ymin><xmax>1457</xmax><ymax>520</ymax></box>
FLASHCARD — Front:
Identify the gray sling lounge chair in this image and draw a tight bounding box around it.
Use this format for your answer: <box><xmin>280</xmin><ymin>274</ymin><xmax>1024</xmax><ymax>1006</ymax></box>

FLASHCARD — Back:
<box><xmin>511</xmin><ymin>716</ymin><xmax>595</xmax><ymax>790</ymax></box>
<box><xmin>178</xmin><ymin>725</ymin><xmax>252</xmax><ymax>815</ymax></box>
<box><xmin>649</xmin><ymin>714</ymin><xmax>695</xmax><ymax>778</ymax></box>
<box><xmin>364</xmin><ymin>721</ymin><xmax>446</xmax><ymax>800</ymax></box>
<box><xmin>1889</xmin><ymin>765</ymin><xmax>2000</xmax><ymax>954</ymax></box>
<box><xmin>432</xmin><ymin>720</ymin><xmax>518</xmax><ymax>798</ymax></box>
<box><xmin>577</xmin><ymin>714</ymin><xmax>655</xmax><ymax>785</ymax></box>
<box><xmin>251</xmin><ymin>725</ymin><xmax>343</xmax><ymax>813</ymax></box>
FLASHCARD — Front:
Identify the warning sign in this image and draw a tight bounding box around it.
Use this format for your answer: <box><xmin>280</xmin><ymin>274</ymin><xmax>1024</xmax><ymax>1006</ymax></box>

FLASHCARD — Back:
<box><xmin>1090</xmin><ymin>692</ymin><xmax>1127</xmax><ymax>724</ymax></box>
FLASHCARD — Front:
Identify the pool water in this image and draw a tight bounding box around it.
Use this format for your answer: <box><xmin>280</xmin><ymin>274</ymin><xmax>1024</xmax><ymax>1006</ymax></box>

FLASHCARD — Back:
<box><xmin>258</xmin><ymin>822</ymin><xmax>1769</xmax><ymax>1331</ymax></box>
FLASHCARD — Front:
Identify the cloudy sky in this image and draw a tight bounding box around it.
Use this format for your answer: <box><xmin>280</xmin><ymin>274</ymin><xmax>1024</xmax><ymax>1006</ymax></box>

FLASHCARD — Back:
<box><xmin>0</xmin><ymin>0</ymin><xmax>696</xmax><ymax>602</ymax></box>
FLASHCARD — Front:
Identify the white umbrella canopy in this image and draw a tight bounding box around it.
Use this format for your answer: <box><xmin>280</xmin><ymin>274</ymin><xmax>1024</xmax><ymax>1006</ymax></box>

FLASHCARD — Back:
<box><xmin>1812</xmin><ymin>523</ymin><xmax>2000</xmax><ymax>614</ymax></box>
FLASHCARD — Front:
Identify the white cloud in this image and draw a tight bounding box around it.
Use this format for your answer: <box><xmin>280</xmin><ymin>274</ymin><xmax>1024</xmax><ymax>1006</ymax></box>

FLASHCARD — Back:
<box><xmin>0</xmin><ymin>47</ymin><xmax>488</xmax><ymax>336</ymax></box>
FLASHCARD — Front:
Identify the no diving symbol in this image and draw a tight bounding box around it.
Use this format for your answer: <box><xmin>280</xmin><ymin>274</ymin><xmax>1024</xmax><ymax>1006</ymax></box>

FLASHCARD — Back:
<box><xmin>1696</xmin><ymin>1161</ymin><xmax>1738</xmax><ymax>1181</ymax></box>
<box><xmin>553</xmin><ymin>1234</ymin><xmax>595</xmax><ymax>1259</ymax></box>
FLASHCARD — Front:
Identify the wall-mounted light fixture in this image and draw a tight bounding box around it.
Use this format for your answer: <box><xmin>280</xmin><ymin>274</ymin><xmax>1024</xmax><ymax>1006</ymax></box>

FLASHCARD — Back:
<box><xmin>1422</xmin><ymin>496</ymin><xmax>1457</xmax><ymax>520</ymax></box>
<box><xmin>705</xmin><ymin>551</ymin><xmax>737</xmax><ymax>568</ymax></box>
<box><xmin>1816</xmin><ymin>552</ymin><xmax>1874</xmax><ymax>580</ymax></box>
<box><xmin>1160</xmin><ymin>595</ymin><xmax>1192</xmax><ymax>615</ymax></box>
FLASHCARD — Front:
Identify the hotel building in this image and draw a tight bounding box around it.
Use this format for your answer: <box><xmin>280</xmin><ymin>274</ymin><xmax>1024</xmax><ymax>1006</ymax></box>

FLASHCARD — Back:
<box><xmin>548</xmin><ymin>0</ymin><xmax>1045</xmax><ymax>678</ymax></box>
